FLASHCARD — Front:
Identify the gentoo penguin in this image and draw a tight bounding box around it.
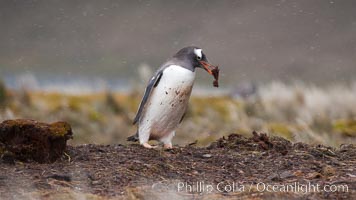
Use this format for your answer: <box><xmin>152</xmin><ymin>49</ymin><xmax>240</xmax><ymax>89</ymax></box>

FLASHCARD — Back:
<box><xmin>128</xmin><ymin>46</ymin><xmax>217</xmax><ymax>149</ymax></box>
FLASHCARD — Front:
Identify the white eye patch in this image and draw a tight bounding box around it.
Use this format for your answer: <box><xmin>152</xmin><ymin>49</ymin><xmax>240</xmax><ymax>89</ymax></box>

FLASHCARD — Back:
<box><xmin>194</xmin><ymin>48</ymin><xmax>202</xmax><ymax>59</ymax></box>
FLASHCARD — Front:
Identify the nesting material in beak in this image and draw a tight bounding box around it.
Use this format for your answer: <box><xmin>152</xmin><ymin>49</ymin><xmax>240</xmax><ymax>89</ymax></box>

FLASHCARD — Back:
<box><xmin>200</xmin><ymin>61</ymin><xmax>220</xmax><ymax>87</ymax></box>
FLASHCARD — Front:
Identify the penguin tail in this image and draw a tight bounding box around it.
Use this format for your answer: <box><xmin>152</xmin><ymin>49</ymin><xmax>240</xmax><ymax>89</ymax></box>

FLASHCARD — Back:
<box><xmin>127</xmin><ymin>132</ymin><xmax>139</xmax><ymax>142</ymax></box>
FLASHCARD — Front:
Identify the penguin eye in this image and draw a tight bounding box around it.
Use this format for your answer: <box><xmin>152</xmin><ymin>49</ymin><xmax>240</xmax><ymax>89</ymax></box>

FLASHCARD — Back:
<box><xmin>194</xmin><ymin>48</ymin><xmax>203</xmax><ymax>61</ymax></box>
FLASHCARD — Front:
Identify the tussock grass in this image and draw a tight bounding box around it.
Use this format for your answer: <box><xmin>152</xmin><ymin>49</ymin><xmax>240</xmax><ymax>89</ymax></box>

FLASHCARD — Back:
<box><xmin>0</xmin><ymin>81</ymin><xmax>355</xmax><ymax>147</ymax></box>
<box><xmin>0</xmin><ymin>79</ymin><xmax>8</xmax><ymax>107</ymax></box>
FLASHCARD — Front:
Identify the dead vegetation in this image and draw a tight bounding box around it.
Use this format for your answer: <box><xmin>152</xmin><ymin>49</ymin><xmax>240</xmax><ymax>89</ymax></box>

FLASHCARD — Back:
<box><xmin>0</xmin><ymin>82</ymin><xmax>356</xmax><ymax>147</ymax></box>
<box><xmin>0</xmin><ymin>132</ymin><xmax>355</xmax><ymax>199</ymax></box>
<box><xmin>0</xmin><ymin>81</ymin><xmax>355</xmax><ymax>199</ymax></box>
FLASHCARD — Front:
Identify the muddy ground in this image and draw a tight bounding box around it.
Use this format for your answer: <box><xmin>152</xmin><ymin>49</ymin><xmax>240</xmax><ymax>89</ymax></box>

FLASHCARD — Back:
<box><xmin>0</xmin><ymin>132</ymin><xmax>355</xmax><ymax>199</ymax></box>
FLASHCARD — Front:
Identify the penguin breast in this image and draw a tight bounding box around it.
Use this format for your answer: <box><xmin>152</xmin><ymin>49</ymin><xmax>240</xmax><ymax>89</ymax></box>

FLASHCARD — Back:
<box><xmin>152</xmin><ymin>65</ymin><xmax>196</xmax><ymax>112</ymax></box>
<box><xmin>140</xmin><ymin>65</ymin><xmax>196</xmax><ymax>138</ymax></box>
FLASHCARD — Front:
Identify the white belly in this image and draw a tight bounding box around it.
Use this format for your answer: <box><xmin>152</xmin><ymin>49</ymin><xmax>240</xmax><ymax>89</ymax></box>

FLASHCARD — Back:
<box><xmin>139</xmin><ymin>65</ymin><xmax>196</xmax><ymax>140</ymax></box>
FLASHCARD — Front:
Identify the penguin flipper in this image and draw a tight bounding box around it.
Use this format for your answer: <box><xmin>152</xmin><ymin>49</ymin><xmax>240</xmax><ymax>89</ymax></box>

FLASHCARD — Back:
<box><xmin>133</xmin><ymin>70</ymin><xmax>163</xmax><ymax>125</ymax></box>
<box><xmin>179</xmin><ymin>112</ymin><xmax>186</xmax><ymax>124</ymax></box>
<box><xmin>127</xmin><ymin>132</ymin><xmax>139</xmax><ymax>142</ymax></box>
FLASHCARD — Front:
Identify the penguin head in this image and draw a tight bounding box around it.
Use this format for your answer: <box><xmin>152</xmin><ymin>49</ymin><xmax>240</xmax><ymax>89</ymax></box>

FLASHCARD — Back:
<box><xmin>173</xmin><ymin>46</ymin><xmax>216</xmax><ymax>75</ymax></box>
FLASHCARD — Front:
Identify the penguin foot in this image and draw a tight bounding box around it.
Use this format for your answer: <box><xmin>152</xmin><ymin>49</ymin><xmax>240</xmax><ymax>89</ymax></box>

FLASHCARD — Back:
<box><xmin>164</xmin><ymin>143</ymin><xmax>173</xmax><ymax>149</ymax></box>
<box><xmin>142</xmin><ymin>143</ymin><xmax>157</xmax><ymax>149</ymax></box>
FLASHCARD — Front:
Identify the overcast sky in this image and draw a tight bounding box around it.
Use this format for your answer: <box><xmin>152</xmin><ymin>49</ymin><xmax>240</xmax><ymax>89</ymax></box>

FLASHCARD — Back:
<box><xmin>0</xmin><ymin>0</ymin><xmax>355</xmax><ymax>85</ymax></box>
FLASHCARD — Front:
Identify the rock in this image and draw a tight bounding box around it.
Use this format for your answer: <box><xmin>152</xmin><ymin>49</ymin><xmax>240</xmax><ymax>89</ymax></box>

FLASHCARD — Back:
<box><xmin>267</xmin><ymin>173</ymin><xmax>280</xmax><ymax>181</ymax></box>
<box><xmin>267</xmin><ymin>171</ymin><xmax>295</xmax><ymax>181</ymax></box>
<box><xmin>202</xmin><ymin>154</ymin><xmax>212</xmax><ymax>158</ymax></box>
<box><xmin>280</xmin><ymin>171</ymin><xmax>295</xmax><ymax>179</ymax></box>
<box><xmin>0</xmin><ymin>119</ymin><xmax>73</xmax><ymax>163</ymax></box>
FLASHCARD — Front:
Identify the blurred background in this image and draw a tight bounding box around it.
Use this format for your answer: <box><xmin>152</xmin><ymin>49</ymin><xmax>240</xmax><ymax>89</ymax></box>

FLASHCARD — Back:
<box><xmin>0</xmin><ymin>0</ymin><xmax>355</xmax><ymax>146</ymax></box>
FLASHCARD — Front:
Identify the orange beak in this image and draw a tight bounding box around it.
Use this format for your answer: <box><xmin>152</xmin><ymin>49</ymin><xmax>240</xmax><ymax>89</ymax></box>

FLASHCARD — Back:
<box><xmin>199</xmin><ymin>61</ymin><xmax>214</xmax><ymax>75</ymax></box>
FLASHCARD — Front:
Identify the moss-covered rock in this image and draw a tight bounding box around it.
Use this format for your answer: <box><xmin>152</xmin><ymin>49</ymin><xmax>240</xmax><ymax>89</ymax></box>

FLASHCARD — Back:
<box><xmin>0</xmin><ymin>119</ymin><xmax>73</xmax><ymax>163</ymax></box>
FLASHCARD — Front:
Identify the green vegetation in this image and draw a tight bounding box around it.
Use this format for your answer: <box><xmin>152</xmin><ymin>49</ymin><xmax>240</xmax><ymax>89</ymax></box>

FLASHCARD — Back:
<box><xmin>265</xmin><ymin>122</ymin><xmax>295</xmax><ymax>140</ymax></box>
<box><xmin>333</xmin><ymin>119</ymin><xmax>356</xmax><ymax>137</ymax></box>
<box><xmin>0</xmin><ymin>82</ymin><xmax>355</xmax><ymax>147</ymax></box>
<box><xmin>0</xmin><ymin>79</ymin><xmax>7</xmax><ymax>107</ymax></box>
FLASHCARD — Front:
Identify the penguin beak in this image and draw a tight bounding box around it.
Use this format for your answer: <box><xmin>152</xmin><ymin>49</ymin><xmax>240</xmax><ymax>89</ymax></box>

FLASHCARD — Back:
<box><xmin>199</xmin><ymin>61</ymin><xmax>214</xmax><ymax>75</ymax></box>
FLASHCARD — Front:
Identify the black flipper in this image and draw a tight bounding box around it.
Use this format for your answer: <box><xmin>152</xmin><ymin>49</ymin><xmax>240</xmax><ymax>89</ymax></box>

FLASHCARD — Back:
<box><xmin>127</xmin><ymin>132</ymin><xmax>139</xmax><ymax>142</ymax></box>
<box><xmin>132</xmin><ymin>70</ymin><xmax>163</xmax><ymax>125</ymax></box>
<box><xmin>179</xmin><ymin>112</ymin><xmax>186</xmax><ymax>124</ymax></box>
